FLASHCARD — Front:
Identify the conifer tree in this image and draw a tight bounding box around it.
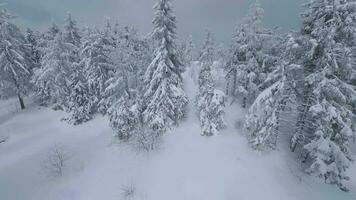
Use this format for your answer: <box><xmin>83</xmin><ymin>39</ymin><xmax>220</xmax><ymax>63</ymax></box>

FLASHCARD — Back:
<box><xmin>108</xmin><ymin>91</ymin><xmax>140</xmax><ymax>140</ymax></box>
<box><xmin>225</xmin><ymin>2</ymin><xmax>276</xmax><ymax>107</ymax></box>
<box><xmin>143</xmin><ymin>0</ymin><xmax>188</xmax><ymax>135</ymax></box>
<box><xmin>80</xmin><ymin>28</ymin><xmax>115</xmax><ymax>114</ymax></box>
<box><xmin>65</xmin><ymin>62</ymin><xmax>93</xmax><ymax>125</ymax></box>
<box><xmin>0</xmin><ymin>10</ymin><xmax>32</xmax><ymax>109</ymax></box>
<box><xmin>33</xmin><ymin>33</ymin><xmax>74</xmax><ymax>107</ymax></box>
<box><xmin>26</xmin><ymin>28</ymin><xmax>41</xmax><ymax>69</ymax></box>
<box><xmin>196</xmin><ymin>31</ymin><xmax>226</xmax><ymax>136</ymax></box>
<box><xmin>63</xmin><ymin>13</ymin><xmax>81</xmax><ymax>49</ymax></box>
<box><xmin>290</xmin><ymin>0</ymin><xmax>356</xmax><ymax>191</ymax></box>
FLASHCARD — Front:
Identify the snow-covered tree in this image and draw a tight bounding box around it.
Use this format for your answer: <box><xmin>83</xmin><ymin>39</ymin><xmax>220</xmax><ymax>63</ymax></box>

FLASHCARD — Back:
<box><xmin>178</xmin><ymin>34</ymin><xmax>195</xmax><ymax>68</ymax></box>
<box><xmin>0</xmin><ymin>10</ymin><xmax>32</xmax><ymax>109</ymax></box>
<box><xmin>65</xmin><ymin>62</ymin><xmax>93</xmax><ymax>125</ymax></box>
<box><xmin>26</xmin><ymin>28</ymin><xmax>41</xmax><ymax>69</ymax></box>
<box><xmin>63</xmin><ymin>13</ymin><xmax>81</xmax><ymax>49</ymax></box>
<box><xmin>103</xmin><ymin>26</ymin><xmax>151</xmax><ymax>114</ymax></box>
<box><xmin>196</xmin><ymin>31</ymin><xmax>226</xmax><ymax>136</ymax></box>
<box><xmin>142</xmin><ymin>0</ymin><xmax>188</xmax><ymax>135</ymax></box>
<box><xmin>225</xmin><ymin>2</ymin><xmax>277</xmax><ymax>108</ymax></box>
<box><xmin>108</xmin><ymin>91</ymin><xmax>140</xmax><ymax>140</ymax></box>
<box><xmin>245</xmin><ymin>62</ymin><xmax>301</xmax><ymax>150</ymax></box>
<box><xmin>47</xmin><ymin>23</ymin><xmax>60</xmax><ymax>41</ymax></box>
<box><xmin>290</xmin><ymin>0</ymin><xmax>356</xmax><ymax>191</ymax></box>
<box><xmin>79</xmin><ymin>28</ymin><xmax>115</xmax><ymax>114</ymax></box>
<box><xmin>33</xmin><ymin>33</ymin><xmax>74</xmax><ymax>107</ymax></box>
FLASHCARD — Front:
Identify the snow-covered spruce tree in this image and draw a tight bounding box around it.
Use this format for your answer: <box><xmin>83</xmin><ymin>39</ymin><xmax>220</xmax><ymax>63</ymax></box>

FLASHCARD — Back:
<box><xmin>80</xmin><ymin>28</ymin><xmax>115</xmax><ymax>114</ymax></box>
<box><xmin>0</xmin><ymin>10</ymin><xmax>32</xmax><ymax>109</ymax></box>
<box><xmin>290</xmin><ymin>0</ymin><xmax>356</xmax><ymax>191</ymax></box>
<box><xmin>65</xmin><ymin>62</ymin><xmax>93</xmax><ymax>125</ymax></box>
<box><xmin>36</xmin><ymin>23</ymin><xmax>60</xmax><ymax>61</ymax></box>
<box><xmin>26</xmin><ymin>28</ymin><xmax>42</xmax><ymax>69</ymax></box>
<box><xmin>47</xmin><ymin>23</ymin><xmax>60</xmax><ymax>41</ymax></box>
<box><xmin>108</xmin><ymin>91</ymin><xmax>140</xmax><ymax>140</ymax></box>
<box><xmin>143</xmin><ymin>0</ymin><xmax>188</xmax><ymax>136</ymax></box>
<box><xmin>196</xmin><ymin>31</ymin><xmax>226</xmax><ymax>136</ymax></box>
<box><xmin>102</xmin><ymin>17</ymin><xmax>118</xmax><ymax>47</ymax></box>
<box><xmin>183</xmin><ymin>35</ymin><xmax>195</xmax><ymax>66</ymax></box>
<box><xmin>33</xmin><ymin>33</ymin><xmax>74</xmax><ymax>107</ymax></box>
<box><xmin>245</xmin><ymin>63</ymin><xmax>301</xmax><ymax>150</ymax></box>
<box><xmin>104</xmin><ymin>26</ymin><xmax>151</xmax><ymax>113</ymax></box>
<box><xmin>63</xmin><ymin>13</ymin><xmax>81</xmax><ymax>49</ymax></box>
<box><xmin>225</xmin><ymin>2</ymin><xmax>276</xmax><ymax>108</ymax></box>
<box><xmin>244</xmin><ymin>33</ymin><xmax>305</xmax><ymax>150</ymax></box>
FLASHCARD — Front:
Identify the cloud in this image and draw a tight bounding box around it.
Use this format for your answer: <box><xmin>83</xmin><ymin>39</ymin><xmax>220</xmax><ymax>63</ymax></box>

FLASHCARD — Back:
<box><xmin>3</xmin><ymin>0</ymin><xmax>306</xmax><ymax>43</ymax></box>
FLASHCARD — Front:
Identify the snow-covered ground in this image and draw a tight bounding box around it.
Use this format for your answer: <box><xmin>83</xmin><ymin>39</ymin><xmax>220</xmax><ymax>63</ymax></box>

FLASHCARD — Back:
<box><xmin>0</xmin><ymin>68</ymin><xmax>355</xmax><ymax>200</ymax></box>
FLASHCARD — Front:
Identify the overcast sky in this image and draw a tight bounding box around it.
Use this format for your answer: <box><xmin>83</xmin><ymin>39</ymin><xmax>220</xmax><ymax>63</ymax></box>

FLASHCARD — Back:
<box><xmin>2</xmin><ymin>0</ymin><xmax>307</xmax><ymax>44</ymax></box>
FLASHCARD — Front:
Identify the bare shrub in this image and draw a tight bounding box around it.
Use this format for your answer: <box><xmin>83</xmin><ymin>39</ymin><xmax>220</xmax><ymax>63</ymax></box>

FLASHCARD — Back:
<box><xmin>121</xmin><ymin>183</ymin><xmax>136</xmax><ymax>200</ymax></box>
<box><xmin>43</xmin><ymin>144</ymin><xmax>70</xmax><ymax>177</ymax></box>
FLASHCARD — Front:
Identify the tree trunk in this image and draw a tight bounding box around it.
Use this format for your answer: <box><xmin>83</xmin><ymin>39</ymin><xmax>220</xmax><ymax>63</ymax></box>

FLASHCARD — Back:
<box><xmin>18</xmin><ymin>94</ymin><xmax>25</xmax><ymax>110</ymax></box>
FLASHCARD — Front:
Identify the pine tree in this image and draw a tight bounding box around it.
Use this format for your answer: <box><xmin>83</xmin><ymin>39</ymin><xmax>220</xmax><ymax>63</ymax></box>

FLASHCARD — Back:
<box><xmin>108</xmin><ymin>91</ymin><xmax>140</xmax><ymax>140</ymax></box>
<box><xmin>143</xmin><ymin>0</ymin><xmax>188</xmax><ymax>135</ymax></box>
<box><xmin>245</xmin><ymin>63</ymin><xmax>300</xmax><ymax>150</ymax></box>
<box><xmin>183</xmin><ymin>35</ymin><xmax>195</xmax><ymax>66</ymax></box>
<box><xmin>104</xmin><ymin>26</ymin><xmax>151</xmax><ymax>114</ymax></box>
<box><xmin>0</xmin><ymin>10</ymin><xmax>32</xmax><ymax>109</ymax></box>
<box><xmin>47</xmin><ymin>23</ymin><xmax>60</xmax><ymax>41</ymax></box>
<box><xmin>33</xmin><ymin>33</ymin><xmax>74</xmax><ymax>107</ymax></box>
<box><xmin>65</xmin><ymin>62</ymin><xmax>93</xmax><ymax>125</ymax></box>
<box><xmin>26</xmin><ymin>28</ymin><xmax>41</xmax><ymax>69</ymax></box>
<box><xmin>225</xmin><ymin>2</ymin><xmax>276</xmax><ymax>108</ymax></box>
<box><xmin>196</xmin><ymin>31</ymin><xmax>226</xmax><ymax>136</ymax></box>
<box><xmin>80</xmin><ymin>28</ymin><xmax>115</xmax><ymax>114</ymax></box>
<box><xmin>290</xmin><ymin>0</ymin><xmax>356</xmax><ymax>191</ymax></box>
<box><xmin>63</xmin><ymin>13</ymin><xmax>81</xmax><ymax>48</ymax></box>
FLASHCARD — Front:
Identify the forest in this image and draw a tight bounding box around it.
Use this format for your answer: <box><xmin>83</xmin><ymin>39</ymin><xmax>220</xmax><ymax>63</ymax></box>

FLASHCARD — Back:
<box><xmin>0</xmin><ymin>0</ymin><xmax>355</xmax><ymax>199</ymax></box>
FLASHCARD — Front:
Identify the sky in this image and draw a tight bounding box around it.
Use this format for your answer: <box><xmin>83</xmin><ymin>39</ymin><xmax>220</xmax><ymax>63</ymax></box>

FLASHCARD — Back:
<box><xmin>1</xmin><ymin>0</ymin><xmax>307</xmax><ymax>44</ymax></box>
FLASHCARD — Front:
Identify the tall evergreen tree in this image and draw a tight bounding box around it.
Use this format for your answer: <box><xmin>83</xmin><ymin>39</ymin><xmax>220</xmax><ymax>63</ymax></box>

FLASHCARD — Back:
<box><xmin>63</xmin><ymin>13</ymin><xmax>81</xmax><ymax>49</ymax></box>
<box><xmin>143</xmin><ymin>0</ymin><xmax>188</xmax><ymax>135</ymax></box>
<box><xmin>0</xmin><ymin>10</ymin><xmax>32</xmax><ymax>109</ymax></box>
<box><xmin>80</xmin><ymin>28</ymin><xmax>115</xmax><ymax>114</ymax></box>
<box><xmin>108</xmin><ymin>91</ymin><xmax>140</xmax><ymax>140</ymax></box>
<box><xmin>26</xmin><ymin>28</ymin><xmax>41</xmax><ymax>69</ymax></box>
<box><xmin>290</xmin><ymin>0</ymin><xmax>356</xmax><ymax>191</ymax></box>
<box><xmin>225</xmin><ymin>2</ymin><xmax>276</xmax><ymax>108</ymax></box>
<box><xmin>65</xmin><ymin>61</ymin><xmax>93</xmax><ymax>125</ymax></box>
<box><xmin>33</xmin><ymin>33</ymin><xmax>74</xmax><ymax>107</ymax></box>
<box><xmin>196</xmin><ymin>31</ymin><xmax>226</xmax><ymax>136</ymax></box>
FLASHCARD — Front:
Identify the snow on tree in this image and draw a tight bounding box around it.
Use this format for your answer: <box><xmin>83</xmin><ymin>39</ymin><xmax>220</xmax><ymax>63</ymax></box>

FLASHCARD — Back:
<box><xmin>245</xmin><ymin>62</ymin><xmax>301</xmax><ymax>150</ymax></box>
<box><xmin>183</xmin><ymin>35</ymin><xmax>195</xmax><ymax>66</ymax></box>
<box><xmin>102</xmin><ymin>17</ymin><xmax>118</xmax><ymax>47</ymax></box>
<box><xmin>196</xmin><ymin>31</ymin><xmax>226</xmax><ymax>136</ymax></box>
<box><xmin>178</xmin><ymin>34</ymin><xmax>195</xmax><ymax>69</ymax></box>
<box><xmin>47</xmin><ymin>23</ymin><xmax>60</xmax><ymax>41</ymax></box>
<box><xmin>65</xmin><ymin>62</ymin><xmax>93</xmax><ymax>125</ymax></box>
<box><xmin>63</xmin><ymin>13</ymin><xmax>81</xmax><ymax>49</ymax></box>
<box><xmin>0</xmin><ymin>10</ymin><xmax>32</xmax><ymax>109</ymax></box>
<box><xmin>103</xmin><ymin>26</ymin><xmax>151</xmax><ymax>114</ymax></box>
<box><xmin>26</xmin><ymin>28</ymin><xmax>42</xmax><ymax>69</ymax></box>
<box><xmin>33</xmin><ymin>33</ymin><xmax>74</xmax><ymax>108</ymax></box>
<box><xmin>79</xmin><ymin>28</ymin><xmax>115</xmax><ymax>114</ymax></box>
<box><xmin>142</xmin><ymin>0</ymin><xmax>188</xmax><ymax>136</ymax></box>
<box><xmin>225</xmin><ymin>2</ymin><xmax>277</xmax><ymax>108</ymax></box>
<box><xmin>108</xmin><ymin>91</ymin><xmax>140</xmax><ymax>140</ymax></box>
<box><xmin>290</xmin><ymin>0</ymin><xmax>356</xmax><ymax>191</ymax></box>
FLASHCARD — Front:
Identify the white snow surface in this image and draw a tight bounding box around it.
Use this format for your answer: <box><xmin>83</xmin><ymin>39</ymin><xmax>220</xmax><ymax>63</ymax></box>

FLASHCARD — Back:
<box><xmin>0</xmin><ymin>67</ymin><xmax>356</xmax><ymax>200</ymax></box>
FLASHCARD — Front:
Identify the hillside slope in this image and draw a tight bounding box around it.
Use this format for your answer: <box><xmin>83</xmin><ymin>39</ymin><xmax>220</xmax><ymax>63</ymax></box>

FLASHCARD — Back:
<box><xmin>0</xmin><ymin>67</ymin><xmax>355</xmax><ymax>200</ymax></box>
